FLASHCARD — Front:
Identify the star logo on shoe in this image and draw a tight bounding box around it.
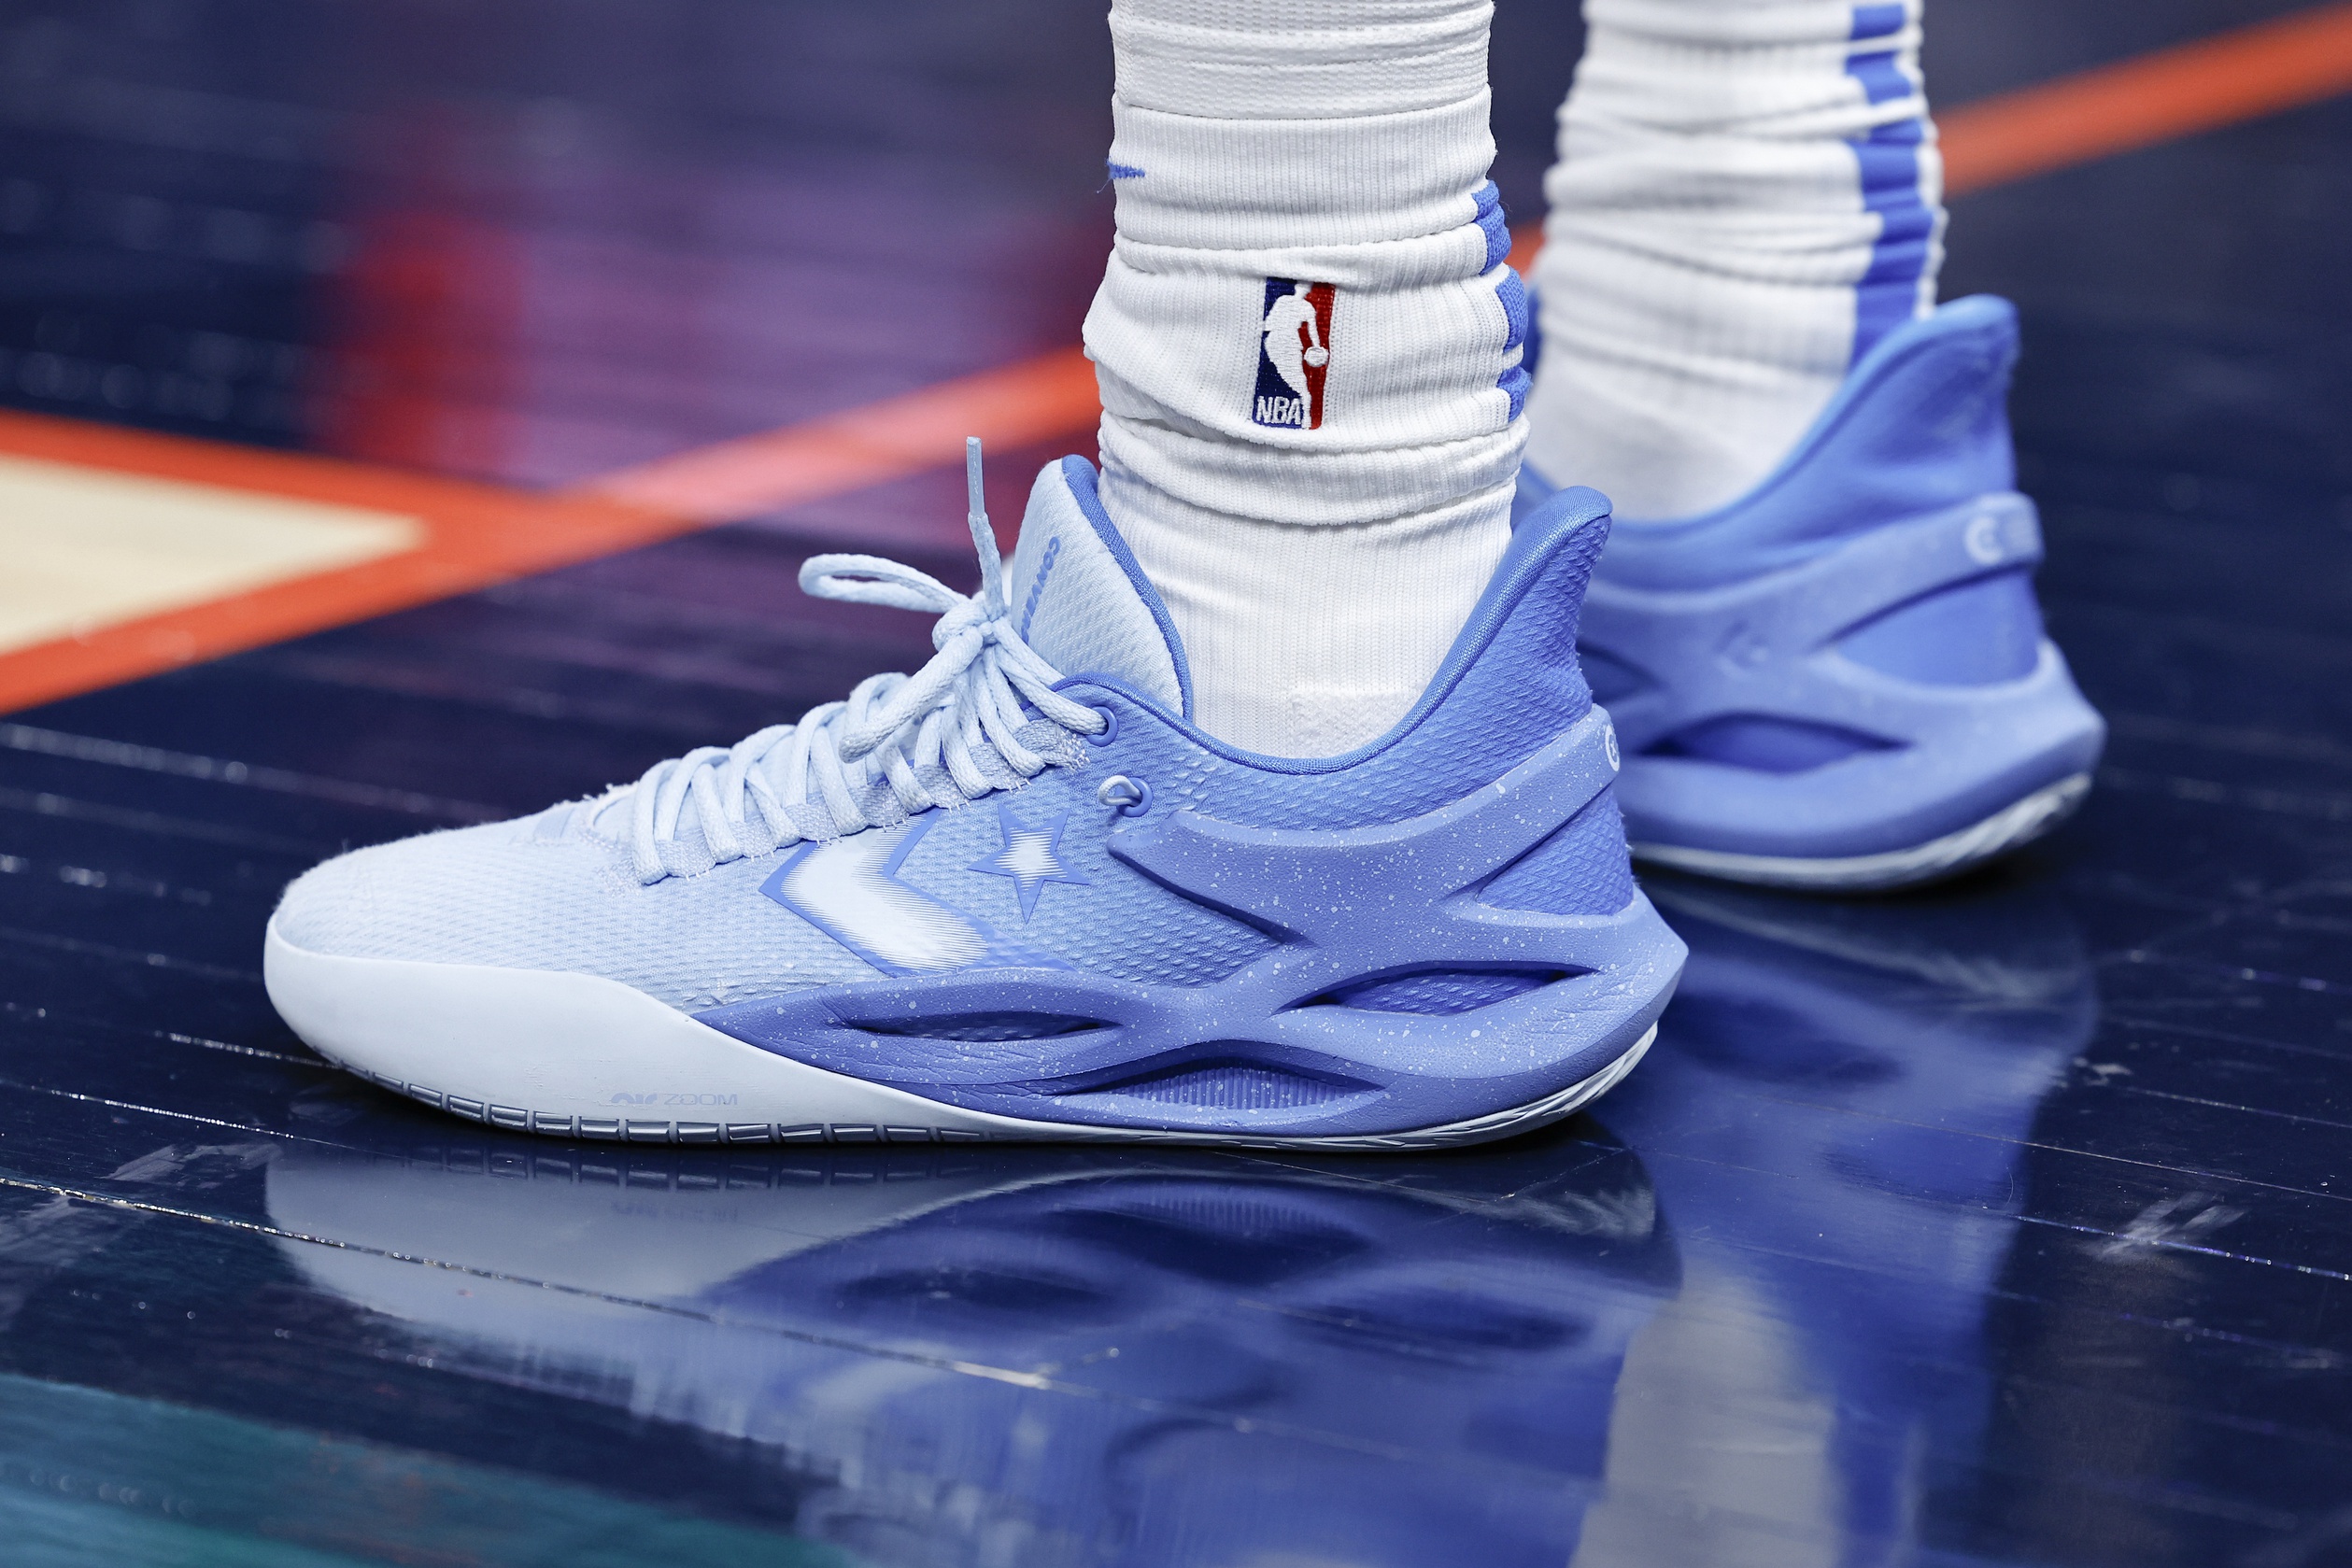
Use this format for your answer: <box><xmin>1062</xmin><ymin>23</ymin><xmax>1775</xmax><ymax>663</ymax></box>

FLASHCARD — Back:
<box><xmin>969</xmin><ymin>805</ymin><xmax>1088</xmax><ymax>920</ymax></box>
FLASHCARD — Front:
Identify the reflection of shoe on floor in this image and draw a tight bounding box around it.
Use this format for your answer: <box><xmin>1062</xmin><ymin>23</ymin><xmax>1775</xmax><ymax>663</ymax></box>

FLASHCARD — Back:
<box><xmin>264</xmin><ymin>1136</ymin><xmax>1678</xmax><ymax>1566</ymax></box>
<box><xmin>266</xmin><ymin>450</ymin><xmax>1684</xmax><ymax>1150</ymax></box>
<box><xmin>1641</xmin><ymin>870</ymin><xmax>2095</xmax><ymax>1203</ymax></box>
<box><xmin>1518</xmin><ymin>297</ymin><xmax>2106</xmax><ymax>890</ymax></box>
<box><xmin>1634</xmin><ymin>874</ymin><xmax>2095</xmax><ymax>1279</ymax></box>
<box><xmin>1601</xmin><ymin>877</ymin><xmax>2095</xmax><ymax>1554</ymax></box>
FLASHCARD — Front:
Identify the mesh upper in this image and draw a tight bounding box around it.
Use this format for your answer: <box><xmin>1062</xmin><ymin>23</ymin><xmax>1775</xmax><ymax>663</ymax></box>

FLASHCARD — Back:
<box><xmin>273</xmin><ymin>810</ymin><xmax>873</xmax><ymax>1010</ymax></box>
<box><xmin>274</xmin><ymin>770</ymin><xmax>1276</xmax><ymax>1010</ymax></box>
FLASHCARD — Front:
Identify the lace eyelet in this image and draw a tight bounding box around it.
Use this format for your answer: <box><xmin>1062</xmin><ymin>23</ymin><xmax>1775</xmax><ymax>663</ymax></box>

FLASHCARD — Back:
<box><xmin>1084</xmin><ymin>703</ymin><xmax>1120</xmax><ymax>747</ymax></box>
<box><xmin>1097</xmin><ymin>774</ymin><xmax>1152</xmax><ymax>816</ymax></box>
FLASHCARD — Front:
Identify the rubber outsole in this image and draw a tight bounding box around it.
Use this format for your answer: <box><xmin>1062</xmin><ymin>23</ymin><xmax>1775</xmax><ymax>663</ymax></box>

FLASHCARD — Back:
<box><xmin>1629</xmin><ymin>770</ymin><xmax>2092</xmax><ymax>892</ymax></box>
<box><xmin>264</xmin><ymin>921</ymin><xmax>1658</xmax><ymax>1152</ymax></box>
<box><xmin>314</xmin><ymin>1027</ymin><xmax>1654</xmax><ymax>1153</ymax></box>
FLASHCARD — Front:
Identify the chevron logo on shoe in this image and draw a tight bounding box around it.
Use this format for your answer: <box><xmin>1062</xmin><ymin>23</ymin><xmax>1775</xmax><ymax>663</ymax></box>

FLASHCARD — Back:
<box><xmin>1715</xmin><ymin>621</ymin><xmax>1770</xmax><ymax>673</ymax></box>
<box><xmin>761</xmin><ymin>816</ymin><xmax>988</xmax><ymax>974</ymax></box>
<box><xmin>760</xmin><ymin>814</ymin><xmax>1073</xmax><ymax>977</ymax></box>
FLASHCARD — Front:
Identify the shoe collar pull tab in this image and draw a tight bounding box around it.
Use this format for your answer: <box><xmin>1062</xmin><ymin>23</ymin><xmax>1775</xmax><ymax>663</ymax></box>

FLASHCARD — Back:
<box><xmin>1002</xmin><ymin>458</ymin><xmax>1193</xmax><ymax>718</ymax></box>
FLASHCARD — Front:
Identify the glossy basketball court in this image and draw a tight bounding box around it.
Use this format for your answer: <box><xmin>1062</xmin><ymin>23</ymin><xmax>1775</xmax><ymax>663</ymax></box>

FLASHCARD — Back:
<box><xmin>2</xmin><ymin>2</ymin><xmax>2350</xmax><ymax>1562</ymax></box>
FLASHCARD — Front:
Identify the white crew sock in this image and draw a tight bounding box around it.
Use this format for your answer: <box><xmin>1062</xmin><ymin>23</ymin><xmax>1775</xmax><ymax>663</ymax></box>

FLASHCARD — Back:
<box><xmin>1526</xmin><ymin>0</ymin><xmax>1946</xmax><ymax>520</ymax></box>
<box><xmin>1084</xmin><ymin>0</ymin><xmax>1528</xmax><ymax>757</ymax></box>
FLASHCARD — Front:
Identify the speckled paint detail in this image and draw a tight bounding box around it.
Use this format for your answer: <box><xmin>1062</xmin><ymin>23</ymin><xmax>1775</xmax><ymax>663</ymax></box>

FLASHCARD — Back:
<box><xmin>694</xmin><ymin>709</ymin><xmax>1684</xmax><ymax>1137</ymax></box>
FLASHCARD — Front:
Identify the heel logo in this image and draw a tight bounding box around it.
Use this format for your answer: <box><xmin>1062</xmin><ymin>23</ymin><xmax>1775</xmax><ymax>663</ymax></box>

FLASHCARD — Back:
<box><xmin>1254</xmin><ymin>279</ymin><xmax>1336</xmax><ymax>431</ymax></box>
<box><xmin>1964</xmin><ymin>510</ymin><xmax>2021</xmax><ymax>565</ymax></box>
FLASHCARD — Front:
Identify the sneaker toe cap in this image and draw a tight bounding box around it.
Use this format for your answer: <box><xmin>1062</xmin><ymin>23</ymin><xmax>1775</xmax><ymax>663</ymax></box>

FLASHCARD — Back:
<box><xmin>267</xmin><ymin>817</ymin><xmax>872</xmax><ymax>1010</ymax></box>
<box><xmin>271</xmin><ymin>827</ymin><xmax>471</xmax><ymax>960</ymax></box>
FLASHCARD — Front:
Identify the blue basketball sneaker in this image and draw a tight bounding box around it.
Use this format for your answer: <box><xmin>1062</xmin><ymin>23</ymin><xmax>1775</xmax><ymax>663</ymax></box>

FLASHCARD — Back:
<box><xmin>266</xmin><ymin>445</ymin><xmax>1685</xmax><ymax>1149</ymax></box>
<box><xmin>1515</xmin><ymin>296</ymin><xmax>2105</xmax><ymax>891</ymax></box>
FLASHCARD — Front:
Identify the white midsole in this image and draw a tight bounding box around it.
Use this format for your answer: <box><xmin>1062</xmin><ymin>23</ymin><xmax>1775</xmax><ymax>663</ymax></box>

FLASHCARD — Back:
<box><xmin>263</xmin><ymin>922</ymin><xmax>1655</xmax><ymax>1151</ymax></box>
<box><xmin>1631</xmin><ymin>771</ymin><xmax>2092</xmax><ymax>893</ymax></box>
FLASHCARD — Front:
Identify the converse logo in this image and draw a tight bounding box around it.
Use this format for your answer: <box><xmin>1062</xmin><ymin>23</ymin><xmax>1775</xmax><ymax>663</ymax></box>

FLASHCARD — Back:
<box><xmin>1253</xmin><ymin>278</ymin><xmax>1336</xmax><ymax>431</ymax></box>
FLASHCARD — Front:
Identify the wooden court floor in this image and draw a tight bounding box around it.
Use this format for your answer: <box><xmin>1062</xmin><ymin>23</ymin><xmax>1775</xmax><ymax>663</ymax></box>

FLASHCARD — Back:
<box><xmin>0</xmin><ymin>2</ymin><xmax>2349</xmax><ymax>1563</ymax></box>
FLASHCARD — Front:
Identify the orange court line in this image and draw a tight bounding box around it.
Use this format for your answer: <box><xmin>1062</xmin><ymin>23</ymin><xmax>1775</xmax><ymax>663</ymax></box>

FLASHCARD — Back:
<box><xmin>576</xmin><ymin>349</ymin><xmax>1102</xmax><ymax>522</ymax></box>
<box><xmin>1505</xmin><ymin>1</ymin><xmax>2352</xmax><ymax>271</ymax></box>
<box><xmin>627</xmin><ymin>1</ymin><xmax>2352</xmax><ymax>524</ymax></box>
<box><xmin>7</xmin><ymin>3</ymin><xmax>2352</xmax><ymax>718</ymax></box>
<box><xmin>1940</xmin><ymin>1</ymin><xmax>2352</xmax><ymax>194</ymax></box>
<box><xmin>0</xmin><ymin>411</ymin><xmax>693</xmax><ymax>715</ymax></box>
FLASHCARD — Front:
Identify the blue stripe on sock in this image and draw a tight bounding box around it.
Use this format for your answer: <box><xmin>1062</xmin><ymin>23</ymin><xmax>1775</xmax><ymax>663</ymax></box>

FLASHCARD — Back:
<box><xmin>1475</xmin><ymin>180</ymin><xmax>1510</xmax><ymax>270</ymax></box>
<box><xmin>1488</xmin><ymin>191</ymin><xmax>1528</xmax><ymax>416</ymax></box>
<box><xmin>1849</xmin><ymin>3</ymin><xmax>1905</xmax><ymax>41</ymax></box>
<box><xmin>1843</xmin><ymin>5</ymin><xmax>1932</xmax><ymax>363</ymax></box>
<box><xmin>1497</xmin><ymin>268</ymin><xmax>1529</xmax><ymax>352</ymax></box>
<box><xmin>1845</xmin><ymin>49</ymin><xmax>1913</xmax><ymax>105</ymax></box>
<box><xmin>1496</xmin><ymin>363</ymin><xmax>1530</xmax><ymax>420</ymax></box>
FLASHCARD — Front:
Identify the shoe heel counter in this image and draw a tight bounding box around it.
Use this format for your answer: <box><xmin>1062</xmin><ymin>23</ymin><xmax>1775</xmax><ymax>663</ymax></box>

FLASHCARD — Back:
<box><xmin>1837</xmin><ymin>563</ymin><xmax>2047</xmax><ymax>685</ymax></box>
<box><xmin>1593</xmin><ymin>298</ymin><xmax>2025</xmax><ymax>590</ymax></box>
<box><xmin>1516</xmin><ymin>482</ymin><xmax>1612</xmax><ymax>663</ymax></box>
<box><xmin>1820</xmin><ymin>293</ymin><xmax>2019</xmax><ymax>530</ymax></box>
<box><xmin>1481</xmin><ymin>783</ymin><xmax>1637</xmax><ymax>916</ymax></box>
<box><xmin>1415</xmin><ymin>483</ymin><xmax>1612</xmax><ymax>751</ymax></box>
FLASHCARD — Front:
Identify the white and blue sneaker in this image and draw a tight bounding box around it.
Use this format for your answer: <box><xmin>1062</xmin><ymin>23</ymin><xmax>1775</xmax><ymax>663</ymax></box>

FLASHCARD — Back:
<box><xmin>1516</xmin><ymin>296</ymin><xmax>2106</xmax><ymax>891</ymax></box>
<box><xmin>265</xmin><ymin>445</ymin><xmax>1686</xmax><ymax>1150</ymax></box>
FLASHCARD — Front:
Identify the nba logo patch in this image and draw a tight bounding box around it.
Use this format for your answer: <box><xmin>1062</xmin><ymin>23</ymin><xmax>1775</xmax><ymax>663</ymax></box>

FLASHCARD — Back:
<box><xmin>1253</xmin><ymin>278</ymin><xmax>1336</xmax><ymax>431</ymax></box>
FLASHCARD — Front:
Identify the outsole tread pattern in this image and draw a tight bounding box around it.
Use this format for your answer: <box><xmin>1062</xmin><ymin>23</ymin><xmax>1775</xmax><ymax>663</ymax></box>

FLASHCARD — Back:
<box><xmin>363</xmin><ymin>1069</ymin><xmax>983</xmax><ymax>1145</ymax></box>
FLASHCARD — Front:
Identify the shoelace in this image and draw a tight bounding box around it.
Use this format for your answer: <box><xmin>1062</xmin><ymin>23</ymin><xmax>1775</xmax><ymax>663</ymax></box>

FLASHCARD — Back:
<box><xmin>621</xmin><ymin>440</ymin><xmax>1106</xmax><ymax>883</ymax></box>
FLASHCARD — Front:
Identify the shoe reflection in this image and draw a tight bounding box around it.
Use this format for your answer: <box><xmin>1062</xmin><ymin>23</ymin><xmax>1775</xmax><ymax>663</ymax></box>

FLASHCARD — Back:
<box><xmin>1576</xmin><ymin>873</ymin><xmax>2096</xmax><ymax>1565</ymax></box>
<box><xmin>267</xmin><ymin>1127</ymin><xmax>1677</xmax><ymax>1562</ymax></box>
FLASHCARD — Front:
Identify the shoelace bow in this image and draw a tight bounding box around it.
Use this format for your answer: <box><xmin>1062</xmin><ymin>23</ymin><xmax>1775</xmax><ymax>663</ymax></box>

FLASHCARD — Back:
<box><xmin>622</xmin><ymin>441</ymin><xmax>1105</xmax><ymax>883</ymax></box>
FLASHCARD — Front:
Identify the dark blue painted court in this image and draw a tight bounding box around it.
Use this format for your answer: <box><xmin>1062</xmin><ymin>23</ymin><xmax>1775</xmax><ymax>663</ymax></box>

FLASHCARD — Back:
<box><xmin>2</xmin><ymin>1</ymin><xmax>2351</xmax><ymax>1562</ymax></box>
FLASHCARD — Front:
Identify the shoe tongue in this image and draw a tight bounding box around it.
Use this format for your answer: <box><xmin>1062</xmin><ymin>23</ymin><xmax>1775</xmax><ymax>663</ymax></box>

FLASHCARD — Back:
<box><xmin>1002</xmin><ymin>458</ymin><xmax>1189</xmax><ymax>715</ymax></box>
